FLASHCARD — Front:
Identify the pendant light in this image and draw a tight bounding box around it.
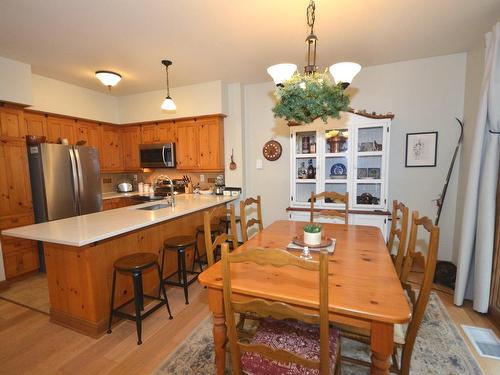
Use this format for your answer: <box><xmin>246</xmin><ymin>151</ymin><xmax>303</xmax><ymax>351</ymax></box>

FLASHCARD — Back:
<box><xmin>267</xmin><ymin>0</ymin><xmax>361</xmax><ymax>88</ymax></box>
<box><xmin>161</xmin><ymin>60</ymin><xmax>176</xmax><ymax>111</ymax></box>
<box><xmin>95</xmin><ymin>70</ymin><xmax>122</xmax><ymax>90</ymax></box>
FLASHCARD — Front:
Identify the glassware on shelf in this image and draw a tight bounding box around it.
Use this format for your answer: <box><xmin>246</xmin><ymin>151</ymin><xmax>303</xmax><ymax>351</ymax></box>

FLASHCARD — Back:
<box><xmin>297</xmin><ymin>162</ymin><xmax>307</xmax><ymax>179</ymax></box>
<box><xmin>307</xmin><ymin>159</ymin><xmax>316</xmax><ymax>179</ymax></box>
<box><xmin>302</xmin><ymin>136</ymin><xmax>310</xmax><ymax>154</ymax></box>
<box><xmin>310</xmin><ymin>142</ymin><xmax>316</xmax><ymax>153</ymax></box>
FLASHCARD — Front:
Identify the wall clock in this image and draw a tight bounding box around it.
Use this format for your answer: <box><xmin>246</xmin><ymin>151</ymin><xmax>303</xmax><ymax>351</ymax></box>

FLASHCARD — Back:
<box><xmin>263</xmin><ymin>140</ymin><xmax>282</xmax><ymax>161</ymax></box>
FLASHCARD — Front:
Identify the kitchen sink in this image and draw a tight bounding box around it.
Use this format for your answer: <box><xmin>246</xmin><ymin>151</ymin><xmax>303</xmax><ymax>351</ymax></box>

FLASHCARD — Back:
<box><xmin>136</xmin><ymin>203</ymin><xmax>171</xmax><ymax>211</ymax></box>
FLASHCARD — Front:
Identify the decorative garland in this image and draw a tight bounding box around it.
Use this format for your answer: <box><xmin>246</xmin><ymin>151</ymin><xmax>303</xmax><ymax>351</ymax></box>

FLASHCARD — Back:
<box><xmin>272</xmin><ymin>71</ymin><xmax>350</xmax><ymax>124</ymax></box>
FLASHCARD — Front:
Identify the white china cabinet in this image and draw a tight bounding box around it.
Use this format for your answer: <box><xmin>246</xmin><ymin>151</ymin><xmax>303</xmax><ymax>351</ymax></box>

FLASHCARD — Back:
<box><xmin>288</xmin><ymin>111</ymin><xmax>392</xmax><ymax>240</ymax></box>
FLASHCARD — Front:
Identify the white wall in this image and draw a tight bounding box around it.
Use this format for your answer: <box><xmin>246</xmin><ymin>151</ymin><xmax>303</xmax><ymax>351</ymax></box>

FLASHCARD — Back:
<box><xmin>117</xmin><ymin>81</ymin><xmax>224</xmax><ymax>123</ymax></box>
<box><xmin>453</xmin><ymin>42</ymin><xmax>485</xmax><ymax>264</ymax></box>
<box><xmin>243</xmin><ymin>53</ymin><xmax>467</xmax><ymax>261</ymax></box>
<box><xmin>31</xmin><ymin>74</ymin><xmax>119</xmax><ymax>123</ymax></box>
<box><xmin>0</xmin><ymin>56</ymin><xmax>32</xmax><ymax>105</ymax></box>
<box><xmin>244</xmin><ymin>82</ymin><xmax>291</xmax><ymax>225</ymax></box>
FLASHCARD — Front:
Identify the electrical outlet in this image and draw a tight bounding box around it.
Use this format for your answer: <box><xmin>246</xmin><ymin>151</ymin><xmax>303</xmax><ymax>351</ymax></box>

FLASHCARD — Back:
<box><xmin>200</xmin><ymin>174</ymin><xmax>205</xmax><ymax>182</ymax></box>
<box><xmin>102</xmin><ymin>177</ymin><xmax>112</xmax><ymax>184</ymax></box>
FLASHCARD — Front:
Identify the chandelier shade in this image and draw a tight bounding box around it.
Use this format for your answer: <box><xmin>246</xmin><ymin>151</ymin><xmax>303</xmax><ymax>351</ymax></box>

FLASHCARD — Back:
<box><xmin>95</xmin><ymin>71</ymin><xmax>122</xmax><ymax>87</ymax></box>
<box><xmin>329</xmin><ymin>62</ymin><xmax>362</xmax><ymax>88</ymax></box>
<box><xmin>161</xmin><ymin>96</ymin><xmax>177</xmax><ymax>111</ymax></box>
<box><xmin>267</xmin><ymin>64</ymin><xmax>298</xmax><ymax>86</ymax></box>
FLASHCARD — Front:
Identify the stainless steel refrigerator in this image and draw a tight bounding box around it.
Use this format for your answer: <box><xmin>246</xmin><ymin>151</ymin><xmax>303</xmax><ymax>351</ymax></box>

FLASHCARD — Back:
<box><xmin>27</xmin><ymin>143</ymin><xmax>102</xmax><ymax>223</ymax></box>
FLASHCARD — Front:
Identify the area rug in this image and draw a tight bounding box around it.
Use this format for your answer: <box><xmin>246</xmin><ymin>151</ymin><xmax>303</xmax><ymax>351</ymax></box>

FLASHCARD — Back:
<box><xmin>154</xmin><ymin>293</ymin><xmax>483</xmax><ymax>374</ymax></box>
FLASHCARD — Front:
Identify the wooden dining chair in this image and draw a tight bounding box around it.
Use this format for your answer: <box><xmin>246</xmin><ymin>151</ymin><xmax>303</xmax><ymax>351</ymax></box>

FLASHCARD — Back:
<box><xmin>387</xmin><ymin>200</ymin><xmax>409</xmax><ymax>278</ymax></box>
<box><xmin>310</xmin><ymin>191</ymin><xmax>349</xmax><ymax>224</ymax></box>
<box><xmin>203</xmin><ymin>204</ymin><xmax>238</xmax><ymax>267</ymax></box>
<box><xmin>340</xmin><ymin>210</ymin><xmax>439</xmax><ymax>375</ymax></box>
<box><xmin>221</xmin><ymin>243</ymin><xmax>341</xmax><ymax>375</ymax></box>
<box><xmin>240</xmin><ymin>196</ymin><xmax>264</xmax><ymax>243</ymax></box>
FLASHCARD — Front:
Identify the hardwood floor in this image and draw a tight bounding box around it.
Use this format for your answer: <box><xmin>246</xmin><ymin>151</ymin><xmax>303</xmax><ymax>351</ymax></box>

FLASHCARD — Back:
<box><xmin>0</xmin><ymin>273</ymin><xmax>499</xmax><ymax>374</ymax></box>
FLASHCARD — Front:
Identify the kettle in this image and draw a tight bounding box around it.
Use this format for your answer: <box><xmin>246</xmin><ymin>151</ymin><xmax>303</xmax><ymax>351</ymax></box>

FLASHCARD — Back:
<box><xmin>117</xmin><ymin>182</ymin><xmax>133</xmax><ymax>193</ymax></box>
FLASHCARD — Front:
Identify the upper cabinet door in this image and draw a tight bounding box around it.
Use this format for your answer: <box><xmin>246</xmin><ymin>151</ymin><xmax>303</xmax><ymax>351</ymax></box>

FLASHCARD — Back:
<box><xmin>100</xmin><ymin>125</ymin><xmax>123</xmax><ymax>171</ymax></box>
<box><xmin>141</xmin><ymin>124</ymin><xmax>157</xmax><ymax>144</ymax></box>
<box><xmin>75</xmin><ymin>121</ymin><xmax>100</xmax><ymax>148</ymax></box>
<box><xmin>0</xmin><ymin>107</ymin><xmax>26</xmax><ymax>140</ymax></box>
<box><xmin>198</xmin><ymin>117</ymin><xmax>224</xmax><ymax>170</ymax></box>
<box><xmin>0</xmin><ymin>139</ymin><xmax>32</xmax><ymax>216</ymax></box>
<box><xmin>176</xmin><ymin>120</ymin><xmax>199</xmax><ymax>169</ymax></box>
<box><xmin>156</xmin><ymin>121</ymin><xmax>176</xmax><ymax>143</ymax></box>
<box><xmin>121</xmin><ymin>126</ymin><xmax>141</xmax><ymax>170</ymax></box>
<box><xmin>47</xmin><ymin>116</ymin><xmax>76</xmax><ymax>144</ymax></box>
<box><xmin>25</xmin><ymin>112</ymin><xmax>48</xmax><ymax>138</ymax></box>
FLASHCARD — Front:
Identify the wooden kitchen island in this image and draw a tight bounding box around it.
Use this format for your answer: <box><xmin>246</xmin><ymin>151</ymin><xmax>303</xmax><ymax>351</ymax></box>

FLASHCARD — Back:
<box><xmin>2</xmin><ymin>194</ymin><xmax>236</xmax><ymax>337</ymax></box>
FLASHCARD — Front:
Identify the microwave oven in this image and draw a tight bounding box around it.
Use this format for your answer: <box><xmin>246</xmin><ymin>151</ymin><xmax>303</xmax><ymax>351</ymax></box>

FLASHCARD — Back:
<box><xmin>139</xmin><ymin>143</ymin><xmax>176</xmax><ymax>168</ymax></box>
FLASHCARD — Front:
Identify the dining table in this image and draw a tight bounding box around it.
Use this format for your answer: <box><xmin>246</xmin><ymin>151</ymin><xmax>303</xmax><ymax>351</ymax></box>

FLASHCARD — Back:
<box><xmin>198</xmin><ymin>220</ymin><xmax>412</xmax><ymax>375</ymax></box>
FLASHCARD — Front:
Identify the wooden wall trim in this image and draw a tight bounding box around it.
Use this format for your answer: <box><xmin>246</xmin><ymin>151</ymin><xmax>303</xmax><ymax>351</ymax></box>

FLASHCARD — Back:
<box><xmin>23</xmin><ymin>108</ymin><xmax>226</xmax><ymax>128</ymax></box>
<box><xmin>0</xmin><ymin>279</ymin><xmax>9</xmax><ymax>292</ymax></box>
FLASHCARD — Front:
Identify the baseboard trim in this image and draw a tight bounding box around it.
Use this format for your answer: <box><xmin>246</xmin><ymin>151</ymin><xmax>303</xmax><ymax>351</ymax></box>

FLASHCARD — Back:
<box><xmin>50</xmin><ymin>308</ymin><xmax>108</xmax><ymax>338</ymax></box>
<box><xmin>0</xmin><ymin>279</ymin><xmax>9</xmax><ymax>292</ymax></box>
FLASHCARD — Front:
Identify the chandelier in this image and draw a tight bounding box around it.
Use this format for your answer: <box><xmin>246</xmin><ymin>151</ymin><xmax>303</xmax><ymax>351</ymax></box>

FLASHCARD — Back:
<box><xmin>267</xmin><ymin>0</ymin><xmax>361</xmax><ymax>124</ymax></box>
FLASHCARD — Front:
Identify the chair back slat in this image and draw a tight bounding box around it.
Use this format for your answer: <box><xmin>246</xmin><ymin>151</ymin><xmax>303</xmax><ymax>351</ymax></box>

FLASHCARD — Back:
<box><xmin>387</xmin><ymin>200</ymin><xmax>409</xmax><ymax>278</ymax></box>
<box><xmin>399</xmin><ymin>211</ymin><xmax>440</xmax><ymax>375</ymax></box>
<box><xmin>222</xmin><ymin>243</ymin><xmax>330</xmax><ymax>374</ymax></box>
<box><xmin>232</xmin><ymin>299</ymin><xmax>320</xmax><ymax>324</ymax></box>
<box><xmin>229</xmin><ymin>247</ymin><xmax>319</xmax><ymax>270</ymax></box>
<box><xmin>310</xmin><ymin>191</ymin><xmax>349</xmax><ymax>224</ymax></box>
<box><xmin>240</xmin><ymin>196</ymin><xmax>264</xmax><ymax>242</ymax></box>
<box><xmin>204</xmin><ymin>204</ymin><xmax>238</xmax><ymax>266</ymax></box>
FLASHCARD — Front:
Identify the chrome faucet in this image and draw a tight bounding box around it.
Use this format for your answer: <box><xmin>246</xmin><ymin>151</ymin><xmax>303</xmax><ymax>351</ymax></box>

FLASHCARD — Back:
<box><xmin>163</xmin><ymin>175</ymin><xmax>175</xmax><ymax>207</ymax></box>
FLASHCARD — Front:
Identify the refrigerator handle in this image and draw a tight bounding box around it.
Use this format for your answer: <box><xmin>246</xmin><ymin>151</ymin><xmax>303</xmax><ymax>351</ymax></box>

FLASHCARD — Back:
<box><xmin>69</xmin><ymin>148</ymin><xmax>81</xmax><ymax>215</ymax></box>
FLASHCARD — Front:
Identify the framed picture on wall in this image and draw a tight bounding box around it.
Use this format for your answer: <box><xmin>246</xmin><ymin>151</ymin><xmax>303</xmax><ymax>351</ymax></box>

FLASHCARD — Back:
<box><xmin>405</xmin><ymin>131</ymin><xmax>438</xmax><ymax>167</ymax></box>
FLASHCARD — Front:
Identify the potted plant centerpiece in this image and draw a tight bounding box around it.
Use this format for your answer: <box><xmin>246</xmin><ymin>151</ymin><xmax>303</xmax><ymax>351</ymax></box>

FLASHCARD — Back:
<box><xmin>303</xmin><ymin>223</ymin><xmax>322</xmax><ymax>246</ymax></box>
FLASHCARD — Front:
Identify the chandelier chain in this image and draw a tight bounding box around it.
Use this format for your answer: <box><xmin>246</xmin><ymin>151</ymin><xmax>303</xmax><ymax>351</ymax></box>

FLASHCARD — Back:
<box><xmin>306</xmin><ymin>0</ymin><xmax>316</xmax><ymax>33</ymax></box>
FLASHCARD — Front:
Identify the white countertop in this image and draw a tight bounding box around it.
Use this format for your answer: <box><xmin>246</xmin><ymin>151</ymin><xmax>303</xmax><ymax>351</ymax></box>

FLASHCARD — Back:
<box><xmin>1</xmin><ymin>194</ymin><xmax>237</xmax><ymax>247</ymax></box>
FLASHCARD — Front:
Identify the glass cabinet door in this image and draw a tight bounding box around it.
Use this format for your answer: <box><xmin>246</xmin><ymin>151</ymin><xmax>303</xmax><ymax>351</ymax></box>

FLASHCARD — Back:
<box><xmin>354</xmin><ymin>125</ymin><xmax>386</xmax><ymax>208</ymax></box>
<box><xmin>322</xmin><ymin>128</ymin><xmax>349</xmax><ymax>208</ymax></box>
<box><xmin>293</xmin><ymin>130</ymin><xmax>318</xmax><ymax>205</ymax></box>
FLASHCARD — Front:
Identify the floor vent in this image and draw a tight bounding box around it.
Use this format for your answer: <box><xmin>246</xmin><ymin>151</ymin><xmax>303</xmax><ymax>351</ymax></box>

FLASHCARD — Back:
<box><xmin>462</xmin><ymin>325</ymin><xmax>500</xmax><ymax>360</ymax></box>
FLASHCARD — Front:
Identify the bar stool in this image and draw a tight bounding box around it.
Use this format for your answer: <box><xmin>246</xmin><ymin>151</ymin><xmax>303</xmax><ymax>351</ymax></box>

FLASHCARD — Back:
<box><xmin>161</xmin><ymin>235</ymin><xmax>203</xmax><ymax>305</ymax></box>
<box><xmin>220</xmin><ymin>215</ymin><xmax>241</xmax><ymax>237</ymax></box>
<box><xmin>107</xmin><ymin>252</ymin><xmax>173</xmax><ymax>345</ymax></box>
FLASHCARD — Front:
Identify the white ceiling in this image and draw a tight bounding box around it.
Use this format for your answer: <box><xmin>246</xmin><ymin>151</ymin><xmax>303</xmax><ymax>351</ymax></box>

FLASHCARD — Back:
<box><xmin>0</xmin><ymin>0</ymin><xmax>499</xmax><ymax>96</ymax></box>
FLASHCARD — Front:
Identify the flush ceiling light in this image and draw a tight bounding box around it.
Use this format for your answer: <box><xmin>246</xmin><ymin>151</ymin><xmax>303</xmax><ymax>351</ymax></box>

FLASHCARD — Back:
<box><xmin>95</xmin><ymin>70</ymin><xmax>122</xmax><ymax>90</ymax></box>
<box><xmin>267</xmin><ymin>0</ymin><xmax>361</xmax><ymax>124</ymax></box>
<box><xmin>161</xmin><ymin>59</ymin><xmax>176</xmax><ymax>111</ymax></box>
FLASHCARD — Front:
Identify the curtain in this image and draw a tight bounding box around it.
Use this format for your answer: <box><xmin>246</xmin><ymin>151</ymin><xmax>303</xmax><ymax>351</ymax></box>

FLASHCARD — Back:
<box><xmin>454</xmin><ymin>22</ymin><xmax>500</xmax><ymax>312</ymax></box>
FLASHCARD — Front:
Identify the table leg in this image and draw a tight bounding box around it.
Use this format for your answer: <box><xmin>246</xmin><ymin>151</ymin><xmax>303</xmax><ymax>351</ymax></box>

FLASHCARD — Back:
<box><xmin>370</xmin><ymin>321</ymin><xmax>393</xmax><ymax>375</ymax></box>
<box><xmin>207</xmin><ymin>288</ymin><xmax>226</xmax><ymax>375</ymax></box>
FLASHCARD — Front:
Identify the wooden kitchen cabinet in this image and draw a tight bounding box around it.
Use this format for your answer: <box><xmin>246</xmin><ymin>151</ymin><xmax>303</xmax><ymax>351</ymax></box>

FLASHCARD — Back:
<box><xmin>141</xmin><ymin>121</ymin><xmax>176</xmax><ymax>143</ymax></box>
<box><xmin>75</xmin><ymin>121</ymin><xmax>100</xmax><ymax>148</ymax></box>
<box><xmin>198</xmin><ymin>117</ymin><xmax>224</xmax><ymax>170</ymax></box>
<box><xmin>121</xmin><ymin>125</ymin><xmax>141</xmax><ymax>170</ymax></box>
<box><xmin>2</xmin><ymin>238</ymin><xmax>39</xmax><ymax>279</ymax></box>
<box><xmin>25</xmin><ymin>112</ymin><xmax>48</xmax><ymax>138</ymax></box>
<box><xmin>100</xmin><ymin>125</ymin><xmax>123</xmax><ymax>171</ymax></box>
<box><xmin>0</xmin><ymin>106</ymin><xmax>26</xmax><ymax>140</ymax></box>
<box><xmin>176</xmin><ymin>119</ymin><xmax>199</xmax><ymax>169</ymax></box>
<box><xmin>47</xmin><ymin>116</ymin><xmax>76</xmax><ymax>144</ymax></box>
<box><xmin>0</xmin><ymin>139</ymin><xmax>33</xmax><ymax>216</ymax></box>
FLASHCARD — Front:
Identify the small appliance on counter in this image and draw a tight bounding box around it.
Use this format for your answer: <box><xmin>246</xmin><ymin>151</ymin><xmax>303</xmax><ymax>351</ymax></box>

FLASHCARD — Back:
<box><xmin>117</xmin><ymin>181</ymin><xmax>133</xmax><ymax>193</ymax></box>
